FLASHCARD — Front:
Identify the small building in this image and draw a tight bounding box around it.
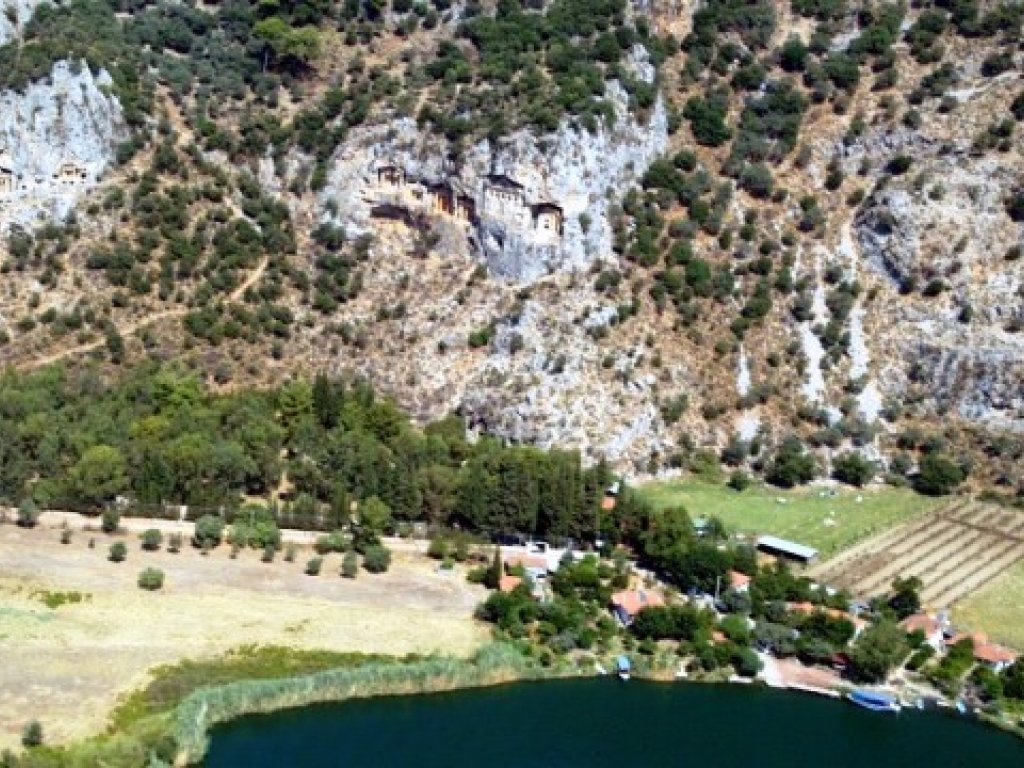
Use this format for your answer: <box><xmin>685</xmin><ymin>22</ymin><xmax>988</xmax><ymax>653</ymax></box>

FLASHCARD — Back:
<box><xmin>376</xmin><ymin>164</ymin><xmax>404</xmax><ymax>186</ymax></box>
<box><xmin>728</xmin><ymin>570</ymin><xmax>751</xmax><ymax>593</ymax></box>
<box><xmin>611</xmin><ymin>589</ymin><xmax>665</xmax><ymax>626</ymax></box>
<box><xmin>947</xmin><ymin>631</ymin><xmax>1019</xmax><ymax>673</ymax></box>
<box><xmin>973</xmin><ymin>642</ymin><xmax>1018</xmax><ymax>673</ymax></box>
<box><xmin>601</xmin><ymin>495</ymin><xmax>617</xmax><ymax>512</ymax></box>
<box><xmin>0</xmin><ymin>151</ymin><xmax>16</xmax><ymax>196</ymax></box>
<box><xmin>901</xmin><ymin>614</ymin><xmax>945</xmax><ymax>652</ymax></box>
<box><xmin>532</xmin><ymin>202</ymin><xmax>564</xmax><ymax>237</ymax></box>
<box><xmin>499</xmin><ymin>574</ymin><xmax>523</xmax><ymax>593</ymax></box>
<box><xmin>788</xmin><ymin>601</ymin><xmax>867</xmax><ymax>639</ymax></box>
<box><xmin>756</xmin><ymin>535</ymin><xmax>819</xmax><ymax>565</ymax></box>
<box><xmin>53</xmin><ymin>159</ymin><xmax>87</xmax><ymax>185</ymax></box>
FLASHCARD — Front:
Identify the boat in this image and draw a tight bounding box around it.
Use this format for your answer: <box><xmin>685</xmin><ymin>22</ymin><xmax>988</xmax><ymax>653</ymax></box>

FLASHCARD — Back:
<box><xmin>616</xmin><ymin>655</ymin><xmax>631</xmax><ymax>681</ymax></box>
<box><xmin>847</xmin><ymin>689</ymin><xmax>901</xmax><ymax>713</ymax></box>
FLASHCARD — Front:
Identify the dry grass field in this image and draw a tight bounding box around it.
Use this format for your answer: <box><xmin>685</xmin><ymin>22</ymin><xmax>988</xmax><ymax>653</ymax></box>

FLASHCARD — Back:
<box><xmin>952</xmin><ymin>560</ymin><xmax>1024</xmax><ymax>651</ymax></box>
<box><xmin>808</xmin><ymin>501</ymin><xmax>1024</xmax><ymax>609</ymax></box>
<box><xmin>0</xmin><ymin>521</ymin><xmax>489</xmax><ymax>751</ymax></box>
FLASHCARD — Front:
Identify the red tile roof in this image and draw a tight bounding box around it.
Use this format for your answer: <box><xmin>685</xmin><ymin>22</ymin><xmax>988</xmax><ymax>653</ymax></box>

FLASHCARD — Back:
<box><xmin>503</xmin><ymin>552</ymin><xmax>548</xmax><ymax>570</ymax></box>
<box><xmin>601</xmin><ymin>496</ymin><xmax>617</xmax><ymax>511</ymax></box>
<box><xmin>789</xmin><ymin>602</ymin><xmax>867</xmax><ymax>630</ymax></box>
<box><xmin>974</xmin><ymin>643</ymin><xmax>1018</xmax><ymax>665</ymax></box>
<box><xmin>728</xmin><ymin>570</ymin><xmax>751</xmax><ymax>589</ymax></box>
<box><xmin>499</xmin><ymin>575</ymin><xmax>522</xmax><ymax>593</ymax></box>
<box><xmin>611</xmin><ymin>589</ymin><xmax>665</xmax><ymax>617</ymax></box>
<box><xmin>901</xmin><ymin>614</ymin><xmax>942</xmax><ymax>636</ymax></box>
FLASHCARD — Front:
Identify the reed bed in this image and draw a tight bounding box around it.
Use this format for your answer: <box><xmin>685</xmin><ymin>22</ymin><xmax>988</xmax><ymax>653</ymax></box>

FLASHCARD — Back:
<box><xmin>173</xmin><ymin>644</ymin><xmax>572</xmax><ymax>764</ymax></box>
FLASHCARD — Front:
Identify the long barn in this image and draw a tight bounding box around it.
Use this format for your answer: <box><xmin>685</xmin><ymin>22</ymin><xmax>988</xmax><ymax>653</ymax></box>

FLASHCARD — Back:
<box><xmin>757</xmin><ymin>535</ymin><xmax>819</xmax><ymax>565</ymax></box>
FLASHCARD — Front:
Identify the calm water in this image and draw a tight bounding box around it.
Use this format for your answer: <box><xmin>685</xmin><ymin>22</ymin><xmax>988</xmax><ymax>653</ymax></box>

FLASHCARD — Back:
<box><xmin>205</xmin><ymin>678</ymin><xmax>1024</xmax><ymax>767</ymax></box>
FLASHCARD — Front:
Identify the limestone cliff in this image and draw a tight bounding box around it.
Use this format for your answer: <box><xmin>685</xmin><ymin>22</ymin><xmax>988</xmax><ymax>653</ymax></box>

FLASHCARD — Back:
<box><xmin>0</xmin><ymin>60</ymin><xmax>127</xmax><ymax>233</ymax></box>
<box><xmin>0</xmin><ymin>0</ymin><xmax>43</xmax><ymax>45</ymax></box>
<box><xmin>320</xmin><ymin>70</ymin><xmax>668</xmax><ymax>282</ymax></box>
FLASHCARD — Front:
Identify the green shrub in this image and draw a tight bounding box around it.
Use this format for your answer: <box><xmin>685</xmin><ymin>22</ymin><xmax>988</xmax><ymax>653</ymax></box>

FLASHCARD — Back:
<box><xmin>362</xmin><ymin>545</ymin><xmax>391</xmax><ymax>573</ymax></box>
<box><xmin>17</xmin><ymin>498</ymin><xmax>39</xmax><ymax>528</ymax></box>
<box><xmin>305</xmin><ymin>557</ymin><xmax>323</xmax><ymax>576</ymax></box>
<box><xmin>138</xmin><ymin>568</ymin><xmax>165</xmax><ymax>591</ymax></box>
<box><xmin>140</xmin><ymin>528</ymin><xmax>163</xmax><ymax>551</ymax></box>
<box><xmin>194</xmin><ymin>515</ymin><xmax>225</xmax><ymax>548</ymax></box>
<box><xmin>101</xmin><ymin>508</ymin><xmax>121</xmax><ymax>534</ymax></box>
<box><xmin>109</xmin><ymin>541</ymin><xmax>128</xmax><ymax>563</ymax></box>
<box><xmin>341</xmin><ymin>551</ymin><xmax>359</xmax><ymax>578</ymax></box>
<box><xmin>21</xmin><ymin>720</ymin><xmax>43</xmax><ymax>748</ymax></box>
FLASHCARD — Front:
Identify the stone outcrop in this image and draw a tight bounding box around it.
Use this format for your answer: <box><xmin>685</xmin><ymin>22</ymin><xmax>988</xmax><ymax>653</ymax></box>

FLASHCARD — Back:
<box><xmin>849</xmin><ymin>119</ymin><xmax>1024</xmax><ymax>432</ymax></box>
<box><xmin>320</xmin><ymin>75</ymin><xmax>668</xmax><ymax>283</ymax></box>
<box><xmin>0</xmin><ymin>60</ymin><xmax>127</xmax><ymax>233</ymax></box>
<box><xmin>0</xmin><ymin>0</ymin><xmax>44</xmax><ymax>45</ymax></box>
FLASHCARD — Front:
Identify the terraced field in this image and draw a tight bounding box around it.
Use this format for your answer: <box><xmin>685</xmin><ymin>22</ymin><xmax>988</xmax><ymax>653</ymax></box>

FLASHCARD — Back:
<box><xmin>808</xmin><ymin>502</ymin><xmax>1024</xmax><ymax>609</ymax></box>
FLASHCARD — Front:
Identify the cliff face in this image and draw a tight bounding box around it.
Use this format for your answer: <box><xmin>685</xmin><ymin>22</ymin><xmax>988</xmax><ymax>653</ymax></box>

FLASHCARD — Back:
<box><xmin>320</xmin><ymin>57</ymin><xmax>668</xmax><ymax>282</ymax></box>
<box><xmin>0</xmin><ymin>60</ymin><xmax>127</xmax><ymax>233</ymax></box>
<box><xmin>0</xmin><ymin>0</ymin><xmax>43</xmax><ymax>45</ymax></box>
<box><xmin>849</xmin><ymin>81</ymin><xmax>1024</xmax><ymax>433</ymax></box>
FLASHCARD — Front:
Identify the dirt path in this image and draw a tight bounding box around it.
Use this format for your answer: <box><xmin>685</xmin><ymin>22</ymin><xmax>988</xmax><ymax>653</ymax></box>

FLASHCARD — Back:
<box><xmin>18</xmin><ymin>252</ymin><xmax>269</xmax><ymax>371</ymax></box>
<box><xmin>0</xmin><ymin>519</ymin><xmax>488</xmax><ymax>750</ymax></box>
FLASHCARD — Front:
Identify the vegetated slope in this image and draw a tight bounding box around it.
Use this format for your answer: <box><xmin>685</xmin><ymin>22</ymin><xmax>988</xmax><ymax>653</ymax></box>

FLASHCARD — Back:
<box><xmin>0</xmin><ymin>0</ymin><xmax>1022</xmax><ymax>491</ymax></box>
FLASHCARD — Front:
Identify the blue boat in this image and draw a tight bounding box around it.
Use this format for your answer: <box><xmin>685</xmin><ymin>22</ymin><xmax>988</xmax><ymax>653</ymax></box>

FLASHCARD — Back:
<box><xmin>616</xmin><ymin>655</ymin><xmax>631</xmax><ymax>681</ymax></box>
<box><xmin>848</xmin><ymin>689</ymin><xmax>901</xmax><ymax>713</ymax></box>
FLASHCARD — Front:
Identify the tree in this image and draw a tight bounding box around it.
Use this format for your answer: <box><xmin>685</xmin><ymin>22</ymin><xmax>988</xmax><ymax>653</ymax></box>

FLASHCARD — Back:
<box><xmin>254</xmin><ymin>17</ymin><xmax>322</xmax><ymax>72</ymax></box>
<box><xmin>832</xmin><ymin>452</ymin><xmax>876</xmax><ymax>487</ymax></box>
<box><xmin>353</xmin><ymin>495</ymin><xmax>391</xmax><ymax>552</ymax></box>
<box><xmin>848</xmin><ymin>620</ymin><xmax>908</xmax><ymax>682</ymax></box>
<box><xmin>137</xmin><ymin>567</ymin><xmax>165</xmax><ymax>590</ymax></box>
<box><xmin>101</xmin><ymin>507</ymin><xmax>121</xmax><ymax>534</ymax></box>
<box><xmin>21</xmin><ymin>720</ymin><xmax>43</xmax><ymax>748</ymax></box>
<box><xmin>140</xmin><ymin>528</ymin><xmax>163</xmax><ymax>551</ymax></box>
<box><xmin>362</xmin><ymin>544</ymin><xmax>392</xmax><ymax>573</ymax></box>
<box><xmin>1003</xmin><ymin>658</ymin><xmax>1024</xmax><ymax>700</ymax></box>
<box><xmin>341</xmin><ymin>550</ymin><xmax>359</xmax><ymax>578</ymax></box>
<box><xmin>727</xmin><ymin>470</ymin><xmax>751</xmax><ymax>492</ymax></box>
<box><xmin>766</xmin><ymin>437</ymin><xmax>817</xmax><ymax>488</ymax></box>
<box><xmin>193</xmin><ymin>515</ymin><xmax>225</xmax><ymax>548</ymax></box>
<box><xmin>914</xmin><ymin>454</ymin><xmax>966</xmax><ymax>495</ymax></box>
<box><xmin>69</xmin><ymin>445</ymin><xmax>128</xmax><ymax>506</ymax></box>
<box><xmin>16</xmin><ymin>497</ymin><xmax>38</xmax><ymax>528</ymax></box>
<box><xmin>888</xmin><ymin>576</ymin><xmax>921</xmax><ymax>619</ymax></box>
<box><xmin>485</xmin><ymin>546</ymin><xmax>503</xmax><ymax>590</ymax></box>
<box><xmin>109</xmin><ymin>541</ymin><xmax>128</xmax><ymax>563</ymax></box>
<box><xmin>305</xmin><ymin>557</ymin><xmax>323</xmax><ymax>575</ymax></box>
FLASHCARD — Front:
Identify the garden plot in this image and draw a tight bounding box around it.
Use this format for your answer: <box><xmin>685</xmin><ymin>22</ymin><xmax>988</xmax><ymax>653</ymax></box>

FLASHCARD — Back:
<box><xmin>808</xmin><ymin>502</ymin><xmax>1024</xmax><ymax>610</ymax></box>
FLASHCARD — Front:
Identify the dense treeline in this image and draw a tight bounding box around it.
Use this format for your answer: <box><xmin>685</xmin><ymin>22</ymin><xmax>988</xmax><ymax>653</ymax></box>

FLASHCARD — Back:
<box><xmin>0</xmin><ymin>364</ymin><xmax>631</xmax><ymax>540</ymax></box>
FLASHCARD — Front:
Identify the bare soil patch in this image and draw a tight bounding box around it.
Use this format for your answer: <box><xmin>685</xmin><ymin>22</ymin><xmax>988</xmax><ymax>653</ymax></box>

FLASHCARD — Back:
<box><xmin>808</xmin><ymin>502</ymin><xmax>1024</xmax><ymax>609</ymax></box>
<box><xmin>0</xmin><ymin>521</ymin><xmax>489</xmax><ymax>750</ymax></box>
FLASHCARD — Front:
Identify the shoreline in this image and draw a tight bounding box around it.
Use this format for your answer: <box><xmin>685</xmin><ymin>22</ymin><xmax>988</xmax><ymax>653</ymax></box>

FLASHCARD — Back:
<box><xmin>13</xmin><ymin>643</ymin><xmax>1024</xmax><ymax>766</ymax></box>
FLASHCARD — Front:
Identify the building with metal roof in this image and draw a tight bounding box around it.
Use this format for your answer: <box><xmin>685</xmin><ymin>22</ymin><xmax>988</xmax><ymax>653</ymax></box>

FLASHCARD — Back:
<box><xmin>756</xmin><ymin>535</ymin><xmax>819</xmax><ymax>564</ymax></box>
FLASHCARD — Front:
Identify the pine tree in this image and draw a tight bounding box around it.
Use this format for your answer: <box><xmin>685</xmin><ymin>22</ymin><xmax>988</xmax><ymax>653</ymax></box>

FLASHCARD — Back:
<box><xmin>485</xmin><ymin>546</ymin><xmax>503</xmax><ymax>589</ymax></box>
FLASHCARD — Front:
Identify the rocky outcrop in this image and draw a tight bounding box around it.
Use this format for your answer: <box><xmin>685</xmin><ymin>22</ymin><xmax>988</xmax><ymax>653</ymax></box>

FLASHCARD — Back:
<box><xmin>0</xmin><ymin>60</ymin><xmax>127</xmax><ymax>233</ymax></box>
<box><xmin>320</xmin><ymin>76</ymin><xmax>668</xmax><ymax>282</ymax></box>
<box><xmin>0</xmin><ymin>0</ymin><xmax>43</xmax><ymax>45</ymax></box>
<box><xmin>850</xmin><ymin>119</ymin><xmax>1024</xmax><ymax>431</ymax></box>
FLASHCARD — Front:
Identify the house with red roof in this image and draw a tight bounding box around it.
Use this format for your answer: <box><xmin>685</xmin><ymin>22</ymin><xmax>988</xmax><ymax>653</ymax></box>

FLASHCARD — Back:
<box><xmin>499</xmin><ymin>574</ymin><xmax>523</xmax><ymax>593</ymax></box>
<box><xmin>728</xmin><ymin>570</ymin><xmax>751</xmax><ymax>593</ymax></box>
<box><xmin>901</xmin><ymin>613</ymin><xmax>945</xmax><ymax>652</ymax></box>
<box><xmin>788</xmin><ymin>601</ymin><xmax>868</xmax><ymax>639</ymax></box>
<box><xmin>946</xmin><ymin>631</ymin><xmax>1020</xmax><ymax>673</ymax></box>
<box><xmin>610</xmin><ymin>589</ymin><xmax>665</xmax><ymax>626</ymax></box>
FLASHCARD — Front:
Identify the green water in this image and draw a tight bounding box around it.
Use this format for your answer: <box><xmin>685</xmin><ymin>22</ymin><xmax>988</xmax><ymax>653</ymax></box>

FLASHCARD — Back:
<box><xmin>205</xmin><ymin>678</ymin><xmax>1024</xmax><ymax>767</ymax></box>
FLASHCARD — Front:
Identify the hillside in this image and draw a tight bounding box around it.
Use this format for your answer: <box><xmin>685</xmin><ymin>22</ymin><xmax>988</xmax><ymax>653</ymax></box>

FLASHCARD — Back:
<box><xmin>0</xmin><ymin>0</ymin><xmax>1022</xmax><ymax>492</ymax></box>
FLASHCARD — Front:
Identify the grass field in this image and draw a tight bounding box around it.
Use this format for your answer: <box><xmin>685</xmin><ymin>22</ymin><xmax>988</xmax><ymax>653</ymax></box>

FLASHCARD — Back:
<box><xmin>952</xmin><ymin>560</ymin><xmax>1024</xmax><ymax>650</ymax></box>
<box><xmin>638</xmin><ymin>478</ymin><xmax>942</xmax><ymax>557</ymax></box>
